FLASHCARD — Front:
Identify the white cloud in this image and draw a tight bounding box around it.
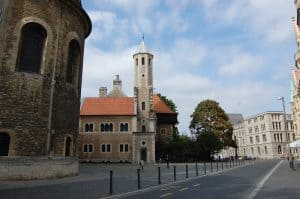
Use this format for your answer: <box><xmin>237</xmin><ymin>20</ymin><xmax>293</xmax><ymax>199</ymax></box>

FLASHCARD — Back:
<box><xmin>218</xmin><ymin>52</ymin><xmax>264</xmax><ymax>76</ymax></box>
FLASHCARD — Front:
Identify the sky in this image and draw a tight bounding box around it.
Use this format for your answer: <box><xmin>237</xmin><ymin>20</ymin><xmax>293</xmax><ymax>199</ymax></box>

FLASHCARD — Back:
<box><xmin>81</xmin><ymin>0</ymin><xmax>296</xmax><ymax>134</ymax></box>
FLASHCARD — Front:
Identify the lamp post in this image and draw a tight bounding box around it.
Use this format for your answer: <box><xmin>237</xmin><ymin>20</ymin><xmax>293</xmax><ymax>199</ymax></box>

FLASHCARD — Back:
<box><xmin>277</xmin><ymin>97</ymin><xmax>291</xmax><ymax>161</ymax></box>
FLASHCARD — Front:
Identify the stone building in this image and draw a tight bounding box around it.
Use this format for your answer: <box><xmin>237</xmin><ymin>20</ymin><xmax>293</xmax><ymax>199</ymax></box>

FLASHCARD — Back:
<box><xmin>79</xmin><ymin>40</ymin><xmax>178</xmax><ymax>163</ymax></box>
<box><xmin>292</xmin><ymin>1</ymin><xmax>300</xmax><ymax>141</ymax></box>
<box><xmin>223</xmin><ymin>112</ymin><xmax>297</xmax><ymax>159</ymax></box>
<box><xmin>0</xmin><ymin>0</ymin><xmax>91</xmax><ymax>179</ymax></box>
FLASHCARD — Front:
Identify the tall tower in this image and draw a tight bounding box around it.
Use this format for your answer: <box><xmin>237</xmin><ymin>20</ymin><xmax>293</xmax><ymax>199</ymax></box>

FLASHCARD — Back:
<box><xmin>0</xmin><ymin>0</ymin><xmax>91</xmax><ymax>179</ymax></box>
<box><xmin>132</xmin><ymin>38</ymin><xmax>156</xmax><ymax>163</ymax></box>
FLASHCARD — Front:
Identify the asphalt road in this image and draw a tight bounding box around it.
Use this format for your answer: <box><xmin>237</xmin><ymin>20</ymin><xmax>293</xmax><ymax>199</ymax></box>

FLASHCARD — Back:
<box><xmin>110</xmin><ymin>159</ymin><xmax>298</xmax><ymax>199</ymax></box>
<box><xmin>1</xmin><ymin>159</ymin><xmax>299</xmax><ymax>199</ymax></box>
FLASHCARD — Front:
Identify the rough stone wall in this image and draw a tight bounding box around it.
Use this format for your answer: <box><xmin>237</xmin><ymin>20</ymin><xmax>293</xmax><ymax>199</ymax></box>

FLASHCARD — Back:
<box><xmin>0</xmin><ymin>0</ymin><xmax>90</xmax><ymax>157</ymax></box>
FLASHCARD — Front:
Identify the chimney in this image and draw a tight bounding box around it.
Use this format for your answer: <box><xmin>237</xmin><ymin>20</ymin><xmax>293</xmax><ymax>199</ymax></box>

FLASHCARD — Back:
<box><xmin>113</xmin><ymin>75</ymin><xmax>122</xmax><ymax>90</ymax></box>
<box><xmin>99</xmin><ymin>87</ymin><xmax>107</xmax><ymax>97</ymax></box>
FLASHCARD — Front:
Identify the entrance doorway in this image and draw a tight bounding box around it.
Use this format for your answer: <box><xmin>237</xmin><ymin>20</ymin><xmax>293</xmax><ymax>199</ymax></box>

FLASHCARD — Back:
<box><xmin>65</xmin><ymin>137</ymin><xmax>72</xmax><ymax>157</ymax></box>
<box><xmin>140</xmin><ymin>148</ymin><xmax>147</xmax><ymax>162</ymax></box>
<box><xmin>0</xmin><ymin>133</ymin><xmax>10</xmax><ymax>156</ymax></box>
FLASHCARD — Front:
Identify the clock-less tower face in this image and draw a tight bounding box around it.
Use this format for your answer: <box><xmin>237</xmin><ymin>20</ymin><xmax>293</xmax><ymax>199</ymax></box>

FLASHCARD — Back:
<box><xmin>133</xmin><ymin>40</ymin><xmax>155</xmax><ymax>133</ymax></box>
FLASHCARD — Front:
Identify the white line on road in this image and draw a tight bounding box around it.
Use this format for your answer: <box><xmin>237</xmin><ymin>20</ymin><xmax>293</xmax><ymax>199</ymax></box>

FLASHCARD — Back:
<box><xmin>247</xmin><ymin>160</ymin><xmax>283</xmax><ymax>199</ymax></box>
<box><xmin>193</xmin><ymin>183</ymin><xmax>200</xmax><ymax>187</ymax></box>
<box><xmin>160</xmin><ymin>193</ymin><xmax>172</xmax><ymax>198</ymax></box>
<box><xmin>179</xmin><ymin>187</ymin><xmax>188</xmax><ymax>192</ymax></box>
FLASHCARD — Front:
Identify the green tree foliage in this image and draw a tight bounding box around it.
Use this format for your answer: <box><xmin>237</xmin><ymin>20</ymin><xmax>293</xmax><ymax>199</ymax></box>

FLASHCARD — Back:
<box><xmin>157</xmin><ymin>93</ymin><xmax>177</xmax><ymax>112</ymax></box>
<box><xmin>190</xmin><ymin>99</ymin><xmax>235</xmax><ymax>160</ymax></box>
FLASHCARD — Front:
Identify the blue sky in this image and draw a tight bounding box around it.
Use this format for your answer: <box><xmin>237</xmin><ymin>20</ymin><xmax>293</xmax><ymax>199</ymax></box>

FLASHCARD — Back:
<box><xmin>81</xmin><ymin>0</ymin><xmax>296</xmax><ymax>134</ymax></box>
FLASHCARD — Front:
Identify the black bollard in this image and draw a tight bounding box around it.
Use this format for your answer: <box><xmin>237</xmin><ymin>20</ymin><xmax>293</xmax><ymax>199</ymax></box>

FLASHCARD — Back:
<box><xmin>109</xmin><ymin>170</ymin><xmax>113</xmax><ymax>195</ymax></box>
<box><xmin>158</xmin><ymin>167</ymin><xmax>161</xmax><ymax>184</ymax></box>
<box><xmin>174</xmin><ymin>166</ymin><xmax>176</xmax><ymax>181</ymax></box>
<box><xmin>196</xmin><ymin>162</ymin><xmax>199</xmax><ymax>176</ymax></box>
<box><xmin>216</xmin><ymin>161</ymin><xmax>219</xmax><ymax>171</ymax></box>
<box><xmin>186</xmin><ymin>164</ymin><xmax>189</xmax><ymax>178</ymax></box>
<box><xmin>222</xmin><ymin>161</ymin><xmax>224</xmax><ymax>170</ymax></box>
<box><xmin>204</xmin><ymin>162</ymin><xmax>207</xmax><ymax>175</ymax></box>
<box><xmin>137</xmin><ymin>169</ymin><xmax>141</xmax><ymax>190</ymax></box>
<box><xmin>210</xmin><ymin>162</ymin><xmax>213</xmax><ymax>173</ymax></box>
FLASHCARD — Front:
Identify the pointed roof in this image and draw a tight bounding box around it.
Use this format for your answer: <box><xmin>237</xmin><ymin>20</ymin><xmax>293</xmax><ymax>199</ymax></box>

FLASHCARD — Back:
<box><xmin>136</xmin><ymin>40</ymin><xmax>149</xmax><ymax>53</ymax></box>
<box><xmin>153</xmin><ymin>95</ymin><xmax>176</xmax><ymax>114</ymax></box>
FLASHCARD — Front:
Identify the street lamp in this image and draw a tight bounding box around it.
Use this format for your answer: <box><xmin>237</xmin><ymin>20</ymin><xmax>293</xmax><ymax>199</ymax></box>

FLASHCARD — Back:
<box><xmin>277</xmin><ymin>97</ymin><xmax>291</xmax><ymax>161</ymax></box>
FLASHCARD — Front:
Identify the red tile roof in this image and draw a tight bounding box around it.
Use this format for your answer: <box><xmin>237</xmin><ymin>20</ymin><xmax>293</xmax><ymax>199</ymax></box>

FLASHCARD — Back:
<box><xmin>81</xmin><ymin>97</ymin><xmax>135</xmax><ymax>116</ymax></box>
<box><xmin>80</xmin><ymin>95</ymin><xmax>176</xmax><ymax>116</ymax></box>
<box><xmin>153</xmin><ymin>95</ymin><xmax>176</xmax><ymax>114</ymax></box>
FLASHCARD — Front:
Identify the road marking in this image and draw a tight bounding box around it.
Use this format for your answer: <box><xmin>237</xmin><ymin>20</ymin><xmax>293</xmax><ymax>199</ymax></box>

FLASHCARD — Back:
<box><xmin>160</xmin><ymin>193</ymin><xmax>172</xmax><ymax>198</ymax></box>
<box><xmin>179</xmin><ymin>187</ymin><xmax>188</xmax><ymax>192</ymax></box>
<box><xmin>193</xmin><ymin>183</ymin><xmax>200</xmax><ymax>187</ymax></box>
<box><xmin>247</xmin><ymin>160</ymin><xmax>283</xmax><ymax>199</ymax></box>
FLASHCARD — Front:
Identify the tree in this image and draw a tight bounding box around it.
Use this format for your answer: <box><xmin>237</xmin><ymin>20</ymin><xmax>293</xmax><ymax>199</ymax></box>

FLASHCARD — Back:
<box><xmin>157</xmin><ymin>93</ymin><xmax>177</xmax><ymax>112</ymax></box>
<box><xmin>190</xmin><ymin>99</ymin><xmax>234</xmax><ymax>160</ymax></box>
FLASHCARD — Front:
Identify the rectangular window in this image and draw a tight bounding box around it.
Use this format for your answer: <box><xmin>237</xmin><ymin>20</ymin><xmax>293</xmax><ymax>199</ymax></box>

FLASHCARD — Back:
<box><xmin>148</xmin><ymin>58</ymin><xmax>151</xmax><ymax>66</ymax></box>
<box><xmin>107</xmin><ymin>144</ymin><xmax>111</xmax><ymax>152</ymax></box>
<box><xmin>125</xmin><ymin>144</ymin><xmax>129</xmax><ymax>152</ymax></box>
<box><xmin>160</xmin><ymin>128</ymin><xmax>166</xmax><ymax>134</ymax></box>
<box><xmin>250</xmin><ymin>137</ymin><xmax>253</xmax><ymax>144</ymax></box>
<box><xmin>136</xmin><ymin>58</ymin><xmax>138</xmax><ymax>66</ymax></box>
<box><xmin>262</xmin><ymin>134</ymin><xmax>267</xmax><ymax>142</ymax></box>
<box><xmin>255</xmin><ymin>135</ymin><xmax>260</xmax><ymax>143</ymax></box>
<box><xmin>120</xmin><ymin>144</ymin><xmax>124</xmax><ymax>152</ymax></box>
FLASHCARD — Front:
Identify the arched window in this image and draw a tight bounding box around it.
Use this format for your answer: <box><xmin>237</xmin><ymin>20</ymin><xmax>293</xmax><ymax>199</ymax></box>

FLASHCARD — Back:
<box><xmin>142</xmin><ymin>102</ymin><xmax>146</xmax><ymax>110</ymax></box>
<box><xmin>124</xmin><ymin>123</ymin><xmax>128</xmax><ymax>131</ymax></box>
<box><xmin>101</xmin><ymin>124</ymin><xmax>105</xmax><ymax>132</ymax></box>
<box><xmin>17</xmin><ymin>23</ymin><xmax>47</xmax><ymax>73</ymax></box>
<box><xmin>65</xmin><ymin>137</ymin><xmax>72</xmax><ymax>157</ymax></box>
<box><xmin>105</xmin><ymin>124</ymin><xmax>109</xmax><ymax>132</ymax></box>
<box><xmin>142</xmin><ymin>57</ymin><xmax>145</xmax><ymax>65</ymax></box>
<box><xmin>264</xmin><ymin>146</ymin><xmax>268</xmax><ymax>154</ymax></box>
<box><xmin>109</xmin><ymin>123</ymin><xmax>113</xmax><ymax>132</ymax></box>
<box><xmin>142</xmin><ymin>125</ymin><xmax>146</xmax><ymax>133</ymax></box>
<box><xmin>278</xmin><ymin>145</ymin><xmax>282</xmax><ymax>154</ymax></box>
<box><xmin>251</xmin><ymin>147</ymin><xmax>254</xmax><ymax>155</ymax></box>
<box><xmin>120</xmin><ymin>123</ymin><xmax>124</xmax><ymax>132</ymax></box>
<box><xmin>0</xmin><ymin>133</ymin><xmax>10</xmax><ymax>156</ymax></box>
<box><xmin>257</xmin><ymin>147</ymin><xmax>261</xmax><ymax>155</ymax></box>
<box><xmin>85</xmin><ymin>124</ymin><xmax>89</xmax><ymax>132</ymax></box>
<box><xmin>89</xmin><ymin>124</ymin><xmax>93</xmax><ymax>132</ymax></box>
<box><xmin>66</xmin><ymin>39</ymin><xmax>81</xmax><ymax>83</ymax></box>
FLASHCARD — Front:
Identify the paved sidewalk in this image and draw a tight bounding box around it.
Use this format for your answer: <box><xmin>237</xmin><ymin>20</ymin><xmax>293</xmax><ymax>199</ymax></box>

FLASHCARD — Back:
<box><xmin>0</xmin><ymin>161</ymin><xmax>243</xmax><ymax>191</ymax></box>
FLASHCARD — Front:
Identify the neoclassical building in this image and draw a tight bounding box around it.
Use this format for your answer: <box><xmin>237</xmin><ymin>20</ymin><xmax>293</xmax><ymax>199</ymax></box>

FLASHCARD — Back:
<box><xmin>0</xmin><ymin>0</ymin><xmax>91</xmax><ymax>179</ymax></box>
<box><xmin>79</xmin><ymin>40</ymin><xmax>178</xmax><ymax>163</ymax></box>
<box><xmin>222</xmin><ymin>112</ymin><xmax>296</xmax><ymax>159</ymax></box>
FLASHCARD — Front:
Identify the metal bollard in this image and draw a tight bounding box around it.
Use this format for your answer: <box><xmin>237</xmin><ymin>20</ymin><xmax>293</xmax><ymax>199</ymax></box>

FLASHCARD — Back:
<box><xmin>174</xmin><ymin>166</ymin><xmax>176</xmax><ymax>181</ymax></box>
<box><xmin>109</xmin><ymin>170</ymin><xmax>113</xmax><ymax>195</ymax></box>
<box><xmin>204</xmin><ymin>162</ymin><xmax>207</xmax><ymax>175</ymax></box>
<box><xmin>158</xmin><ymin>167</ymin><xmax>161</xmax><ymax>184</ymax></box>
<box><xmin>186</xmin><ymin>164</ymin><xmax>189</xmax><ymax>178</ymax></box>
<box><xmin>137</xmin><ymin>169</ymin><xmax>141</xmax><ymax>189</ymax></box>
<box><xmin>196</xmin><ymin>162</ymin><xmax>199</xmax><ymax>176</ymax></box>
<box><xmin>210</xmin><ymin>162</ymin><xmax>213</xmax><ymax>173</ymax></box>
<box><xmin>216</xmin><ymin>161</ymin><xmax>219</xmax><ymax>171</ymax></box>
<box><xmin>222</xmin><ymin>161</ymin><xmax>224</xmax><ymax>170</ymax></box>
